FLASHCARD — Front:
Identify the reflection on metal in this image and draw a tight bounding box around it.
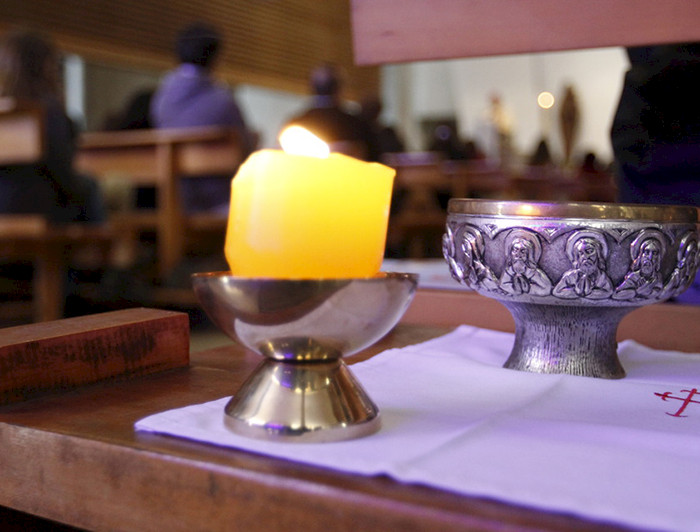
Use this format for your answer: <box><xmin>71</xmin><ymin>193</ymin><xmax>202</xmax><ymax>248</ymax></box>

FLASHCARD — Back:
<box><xmin>192</xmin><ymin>272</ymin><xmax>418</xmax><ymax>442</ymax></box>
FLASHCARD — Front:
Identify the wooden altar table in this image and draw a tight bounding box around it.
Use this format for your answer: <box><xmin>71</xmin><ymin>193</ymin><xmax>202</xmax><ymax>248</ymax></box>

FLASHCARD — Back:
<box><xmin>0</xmin><ymin>294</ymin><xmax>698</xmax><ymax>531</ymax></box>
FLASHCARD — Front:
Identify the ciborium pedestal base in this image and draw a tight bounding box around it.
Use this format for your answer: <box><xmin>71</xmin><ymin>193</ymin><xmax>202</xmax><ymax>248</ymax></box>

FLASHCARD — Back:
<box><xmin>502</xmin><ymin>303</ymin><xmax>631</xmax><ymax>379</ymax></box>
<box><xmin>224</xmin><ymin>358</ymin><xmax>380</xmax><ymax>442</ymax></box>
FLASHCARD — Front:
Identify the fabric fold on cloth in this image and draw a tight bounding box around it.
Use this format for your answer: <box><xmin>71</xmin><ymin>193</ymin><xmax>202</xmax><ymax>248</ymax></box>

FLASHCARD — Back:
<box><xmin>136</xmin><ymin>326</ymin><xmax>700</xmax><ymax>532</ymax></box>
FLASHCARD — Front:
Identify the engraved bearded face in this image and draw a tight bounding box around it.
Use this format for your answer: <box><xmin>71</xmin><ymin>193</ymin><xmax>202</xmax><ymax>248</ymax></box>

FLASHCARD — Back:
<box><xmin>573</xmin><ymin>238</ymin><xmax>602</xmax><ymax>274</ymax></box>
<box><xmin>639</xmin><ymin>239</ymin><xmax>661</xmax><ymax>276</ymax></box>
<box><xmin>509</xmin><ymin>238</ymin><xmax>533</xmax><ymax>274</ymax></box>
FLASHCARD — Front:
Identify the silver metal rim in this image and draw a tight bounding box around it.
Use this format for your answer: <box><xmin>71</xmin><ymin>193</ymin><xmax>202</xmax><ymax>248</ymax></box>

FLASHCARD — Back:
<box><xmin>447</xmin><ymin>199</ymin><xmax>699</xmax><ymax>223</ymax></box>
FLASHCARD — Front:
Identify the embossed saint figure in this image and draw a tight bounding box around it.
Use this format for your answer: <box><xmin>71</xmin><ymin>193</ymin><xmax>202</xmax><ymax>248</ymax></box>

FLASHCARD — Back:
<box><xmin>460</xmin><ymin>227</ymin><xmax>499</xmax><ymax>291</ymax></box>
<box><xmin>613</xmin><ymin>231</ymin><xmax>666</xmax><ymax>300</ymax></box>
<box><xmin>443</xmin><ymin>225</ymin><xmax>499</xmax><ymax>291</ymax></box>
<box><xmin>663</xmin><ymin>232</ymin><xmax>699</xmax><ymax>299</ymax></box>
<box><xmin>443</xmin><ymin>225</ymin><xmax>463</xmax><ymax>283</ymax></box>
<box><xmin>499</xmin><ymin>230</ymin><xmax>552</xmax><ymax>296</ymax></box>
<box><xmin>553</xmin><ymin>231</ymin><xmax>613</xmax><ymax>300</ymax></box>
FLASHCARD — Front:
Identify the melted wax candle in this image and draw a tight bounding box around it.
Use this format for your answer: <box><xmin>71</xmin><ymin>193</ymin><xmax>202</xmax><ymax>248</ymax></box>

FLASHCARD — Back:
<box><xmin>225</xmin><ymin>149</ymin><xmax>395</xmax><ymax>278</ymax></box>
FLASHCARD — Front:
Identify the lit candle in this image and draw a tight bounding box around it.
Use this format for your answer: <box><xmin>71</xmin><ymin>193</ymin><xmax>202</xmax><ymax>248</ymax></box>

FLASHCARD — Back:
<box><xmin>225</xmin><ymin>131</ymin><xmax>395</xmax><ymax>279</ymax></box>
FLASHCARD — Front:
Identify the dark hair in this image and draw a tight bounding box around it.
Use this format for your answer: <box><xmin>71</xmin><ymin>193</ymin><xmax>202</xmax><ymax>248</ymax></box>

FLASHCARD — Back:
<box><xmin>118</xmin><ymin>89</ymin><xmax>155</xmax><ymax>130</ymax></box>
<box><xmin>175</xmin><ymin>22</ymin><xmax>221</xmax><ymax>67</ymax></box>
<box><xmin>310</xmin><ymin>64</ymin><xmax>340</xmax><ymax>96</ymax></box>
<box><xmin>0</xmin><ymin>30</ymin><xmax>62</xmax><ymax>100</ymax></box>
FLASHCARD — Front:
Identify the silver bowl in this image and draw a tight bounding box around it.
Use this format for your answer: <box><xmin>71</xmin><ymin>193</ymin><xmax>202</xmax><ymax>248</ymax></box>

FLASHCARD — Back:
<box><xmin>443</xmin><ymin>200</ymin><xmax>699</xmax><ymax>378</ymax></box>
<box><xmin>192</xmin><ymin>272</ymin><xmax>418</xmax><ymax>442</ymax></box>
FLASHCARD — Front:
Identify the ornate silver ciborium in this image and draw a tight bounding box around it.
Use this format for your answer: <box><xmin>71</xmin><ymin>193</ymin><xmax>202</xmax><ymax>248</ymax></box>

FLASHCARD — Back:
<box><xmin>192</xmin><ymin>272</ymin><xmax>418</xmax><ymax>442</ymax></box>
<box><xmin>443</xmin><ymin>200</ymin><xmax>699</xmax><ymax>378</ymax></box>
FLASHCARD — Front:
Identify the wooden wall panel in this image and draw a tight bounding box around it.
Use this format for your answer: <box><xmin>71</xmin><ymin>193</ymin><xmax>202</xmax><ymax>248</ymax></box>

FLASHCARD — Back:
<box><xmin>351</xmin><ymin>0</ymin><xmax>700</xmax><ymax>65</ymax></box>
<box><xmin>0</xmin><ymin>0</ymin><xmax>378</xmax><ymax>99</ymax></box>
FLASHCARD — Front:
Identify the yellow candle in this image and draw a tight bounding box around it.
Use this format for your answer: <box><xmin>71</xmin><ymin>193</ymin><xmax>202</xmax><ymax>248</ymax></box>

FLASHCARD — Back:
<box><xmin>225</xmin><ymin>149</ymin><xmax>395</xmax><ymax>278</ymax></box>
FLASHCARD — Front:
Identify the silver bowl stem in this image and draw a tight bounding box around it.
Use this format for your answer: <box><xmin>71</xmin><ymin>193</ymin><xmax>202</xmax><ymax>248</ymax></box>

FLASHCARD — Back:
<box><xmin>502</xmin><ymin>302</ymin><xmax>628</xmax><ymax>378</ymax></box>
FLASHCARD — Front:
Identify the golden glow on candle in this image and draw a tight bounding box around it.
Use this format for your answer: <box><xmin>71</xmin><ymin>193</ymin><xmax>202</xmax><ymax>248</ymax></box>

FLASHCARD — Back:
<box><xmin>278</xmin><ymin>126</ymin><xmax>331</xmax><ymax>158</ymax></box>
<box><xmin>225</xmin><ymin>149</ymin><xmax>395</xmax><ymax>279</ymax></box>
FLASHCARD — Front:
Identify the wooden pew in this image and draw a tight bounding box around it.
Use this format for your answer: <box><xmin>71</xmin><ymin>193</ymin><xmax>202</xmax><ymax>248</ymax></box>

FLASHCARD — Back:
<box><xmin>443</xmin><ymin>159</ymin><xmax>514</xmax><ymax>200</ymax></box>
<box><xmin>510</xmin><ymin>165</ymin><xmax>571</xmax><ymax>201</ymax></box>
<box><xmin>76</xmin><ymin>127</ymin><xmax>246</xmax><ymax>279</ymax></box>
<box><xmin>0</xmin><ymin>99</ymin><xmax>112</xmax><ymax>321</ymax></box>
<box><xmin>384</xmin><ymin>152</ymin><xmax>451</xmax><ymax>258</ymax></box>
<box><xmin>0</xmin><ymin>215</ymin><xmax>112</xmax><ymax>322</ymax></box>
<box><xmin>510</xmin><ymin>165</ymin><xmax>620</xmax><ymax>203</ymax></box>
<box><xmin>385</xmin><ymin>154</ymin><xmax>516</xmax><ymax>257</ymax></box>
<box><xmin>571</xmin><ymin>169</ymin><xmax>619</xmax><ymax>203</ymax></box>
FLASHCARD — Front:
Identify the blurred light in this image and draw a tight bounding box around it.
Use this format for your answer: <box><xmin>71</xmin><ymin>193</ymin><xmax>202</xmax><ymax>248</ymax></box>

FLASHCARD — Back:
<box><xmin>537</xmin><ymin>91</ymin><xmax>555</xmax><ymax>109</ymax></box>
<box><xmin>516</xmin><ymin>204</ymin><xmax>537</xmax><ymax>216</ymax></box>
<box><xmin>278</xmin><ymin>126</ymin><xmax>330</xmax><ymax>158</ymax></box>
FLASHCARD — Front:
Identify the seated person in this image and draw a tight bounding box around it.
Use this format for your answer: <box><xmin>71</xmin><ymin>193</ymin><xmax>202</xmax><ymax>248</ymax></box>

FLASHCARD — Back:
<box><xmin>103</xmin><ymin>88</ymin><xmax>156</xmax><ymax>209</ymax></box>
<box><xmin>428</xmin><ymin>123</ymin><xmax>471</xmax><ymax>161</ymax></box>
<box><xmin>103</xmin><ymin>88</ymin><xmax>155</xmax><ymax>131</ymax></box>
<box><xmin>150</xmin><ymin>22</ymin><xmax>255</xmax><ymax>213</ymax></box>
<box><xmin>358</xmin><ymin>95</ymin><xmax>405</xmax><ymax>158</ymax></box>
<box><xmin>0</xmin><ymin>30</ymin><xmax>104</xmax><ymax>224</ymax></box>
<box><xmin>284</xmin><ymin>63</ymin><xmax>378</xmax><ymax>161</ymax></box>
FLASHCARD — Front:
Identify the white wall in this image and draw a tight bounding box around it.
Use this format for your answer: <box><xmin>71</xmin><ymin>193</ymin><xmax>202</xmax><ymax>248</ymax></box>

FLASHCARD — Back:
<box><xmin>82</xmin><ymin>62</ymin><xmax>161</xmax><ymax>131</ymax></box>
<box><xmin>382</xmin><ymin>47</ymin><xmax>629</xmax><ymax>165</ymax></box>
<box><xmin>236</xmin><ymin>84</ymin><xmax>306</xmax><ymax>149</ymax></box>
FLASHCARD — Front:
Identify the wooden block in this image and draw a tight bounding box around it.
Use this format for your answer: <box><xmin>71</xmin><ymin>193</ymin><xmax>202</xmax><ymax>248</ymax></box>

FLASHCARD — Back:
<box><xmin>0</xmin><ymin>308</ymin><xmax>190</xmax><ymax>404</ymax></box>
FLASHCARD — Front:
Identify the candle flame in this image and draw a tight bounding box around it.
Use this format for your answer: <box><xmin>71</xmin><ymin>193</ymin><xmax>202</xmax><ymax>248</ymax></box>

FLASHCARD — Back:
<box><xmin>279</xmin><ymin>126</ymin><xmax>330</xmax><ymax>158</ymax></box>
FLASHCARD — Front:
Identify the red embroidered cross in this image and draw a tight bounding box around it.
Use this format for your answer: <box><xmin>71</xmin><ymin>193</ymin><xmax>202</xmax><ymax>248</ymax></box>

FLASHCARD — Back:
<box><xmin>654</xmin><ymin>388</ymin><xmax>700</xmax><ymax>417</ymax></box>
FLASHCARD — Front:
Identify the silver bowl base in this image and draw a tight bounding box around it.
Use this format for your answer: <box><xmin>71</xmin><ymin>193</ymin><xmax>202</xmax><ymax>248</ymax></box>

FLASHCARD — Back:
<box><xmin>503</xmin><ymin>302</ymin><xmax>629</xmax><ymax>378</ymax></box>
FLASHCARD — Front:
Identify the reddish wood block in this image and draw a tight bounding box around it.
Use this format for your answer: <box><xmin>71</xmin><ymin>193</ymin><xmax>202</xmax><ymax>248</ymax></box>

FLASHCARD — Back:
<box><xmin>0</xmin><ymin>308</ymin><xmax>190</xmax><ymax>404</ymax></box>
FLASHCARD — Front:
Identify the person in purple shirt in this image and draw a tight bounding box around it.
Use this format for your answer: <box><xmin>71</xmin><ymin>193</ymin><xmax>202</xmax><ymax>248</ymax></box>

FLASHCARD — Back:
<box><xmin>151</xmin><ymin>22</ymin><xmax>254</xmax><ymax>213</ymax></box>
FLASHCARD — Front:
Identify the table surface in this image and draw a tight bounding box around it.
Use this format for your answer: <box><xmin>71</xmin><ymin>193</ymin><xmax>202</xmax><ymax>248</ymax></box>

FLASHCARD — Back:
<box><xmin>0</xmin><ymin>319</ymin><xmax>644</xmax><ymax>532</ymax></box>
